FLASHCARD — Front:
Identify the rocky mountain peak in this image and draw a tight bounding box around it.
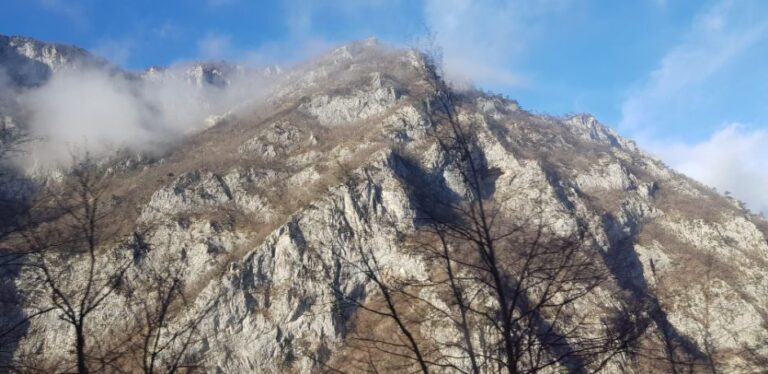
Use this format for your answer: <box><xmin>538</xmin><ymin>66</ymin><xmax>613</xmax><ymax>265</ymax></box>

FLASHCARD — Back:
<box><xmin>0</xmin><ymin>34</ymin><xmax>108</xmax><ymax>87</ymax></box>
<box><xmin>4</xmin><ymin>35</ymin><xmax>96</xmax><ymax>71</ymax></box>
<box><xmin>142</xmin><ymin>60</ymin><xmax>247</xmax><ymax>88</ymax></box>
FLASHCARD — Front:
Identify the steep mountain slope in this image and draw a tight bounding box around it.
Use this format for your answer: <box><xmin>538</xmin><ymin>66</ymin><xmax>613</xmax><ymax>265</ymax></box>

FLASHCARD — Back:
<box><xmin>1</xmin><ymin>37</ymin><xmax>767</xmax><ymax>373</ymax></box>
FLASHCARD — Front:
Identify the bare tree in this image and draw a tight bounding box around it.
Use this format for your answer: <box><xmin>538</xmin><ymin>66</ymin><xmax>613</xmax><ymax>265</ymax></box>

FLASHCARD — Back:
<box><xmin>306</xmin><ymin>165</ymin><xmax>432</xmax><ymax>374</ymax></box>
<box><xmin>0</xmin><ymin>123</ymin><xmax>44</xmax><ymax>369</ymax></box>
<box><xmin>698</xmin><ymin>251</ymin><xmax>719</xmax><ymax>374</ymax></box>
<box><xmin>310</xmin><ymin>110</ymin><xmax>637</xmax><ymax>373</ymax></box>
<box><xmin>322</xmin><ymin>49</ymin><xmax>640</xmax><ymax>373</ymax></box>
<box><xmin>14</xmin><ymin>154</ymin><xmax>132</xmax><ymax>373</ymax></box>
<box><xmin>122</xmin><ymin>244</ymin><xmax>216</xmax><ymax>374</ymax></box>
<box><xmin>0</xmin><ymin>137</ymin><xmax>220</xmax><ymax>372</ymax></box>
<box><xmin>400</xmin><ymin>54</ymin><xmax>637</xmax><ymax>372</ymax></box>
<box><xmin>314</xmin><ymin>51</ymin><xmax>640</xmax><ymax>373</ymax></box>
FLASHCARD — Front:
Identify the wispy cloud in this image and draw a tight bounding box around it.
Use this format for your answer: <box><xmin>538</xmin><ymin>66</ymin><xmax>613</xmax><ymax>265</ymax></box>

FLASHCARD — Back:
<box><xmin>16</xmin><ymin>57</ymin><xmax>277</xmax><ymax>167</ymax></box>
<box><xmin>153</xmin><ymin>21</ymin><xmax>183</xmax><ymax>40</ymax></box>
<box><xmin>648</xmin><ymin>124</ymin><xmax>768</xmax><ymax>214</ymax></box>
<box><xmin>204</xmin><ymin>0</ymin><xmax>395</xmax><ymax>65</ymax></box>
<box><xmin>194</xmin><ymin>31</ymin><xmax>329</xmax><ymax>65</ymax></box>
<box><xmin>197</xmin><ymin>32</ymin><xmax>234</xmax><ymax>60</ymax></box>
<box><xmin>622</xmin><ymin>0</ymin><xmax>768</xmax><ymax>214</ymax></box>
<box><xmin>92</xmin><ymin>38</ymin><xmax>135</xmax><ymax>66</ymax></box>
<box><xmin>241</xmin><ymin>38</ymin><xmax>333</xmax><ymax>66</ymax></box>
<box><xmin>36</xmin><ymin>0</ymin><xmax>87</xmax><ymax>28</ymax></box>
<box><xmin>423</xmin><ymin>0</ymin><xmax>572</xmax><ymax>89</ymax></box>
<box><xmin>282</xmin><ymin>0</ymin><xmax>397</xmax><ymax>39</ymax></box>
<box><xmin>620</xmin><ymin>0</ymin><xmax>768</xmax><ymax>133</ymax></box>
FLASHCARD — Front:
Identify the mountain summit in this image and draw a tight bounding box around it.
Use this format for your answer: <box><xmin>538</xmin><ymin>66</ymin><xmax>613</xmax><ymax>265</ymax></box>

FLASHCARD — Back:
<box><xmin>1</xmin><ymin>35</ymin><xmax>767</xmax><ymax>373</ymax></box>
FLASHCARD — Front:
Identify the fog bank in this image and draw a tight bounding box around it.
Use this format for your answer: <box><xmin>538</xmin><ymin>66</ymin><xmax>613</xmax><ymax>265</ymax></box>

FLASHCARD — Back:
<box><xmin>10</xmin><ymin>61</ymin><xmax>276</xmax><ymax>168</ymax></box>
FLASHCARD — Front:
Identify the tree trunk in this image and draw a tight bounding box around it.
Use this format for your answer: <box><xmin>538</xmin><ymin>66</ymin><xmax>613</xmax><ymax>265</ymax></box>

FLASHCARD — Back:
<box><xmin>75</xmin><ymin>324</ymin><xmax>88</xmax><ymax>374</ymax></box>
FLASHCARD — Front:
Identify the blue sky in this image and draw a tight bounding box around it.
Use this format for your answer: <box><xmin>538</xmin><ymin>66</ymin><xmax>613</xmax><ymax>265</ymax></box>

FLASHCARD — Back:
<box><xmin>3</xmin><ymin>0</ymin><xmax>768</xmax><ymax>213</ymax></box>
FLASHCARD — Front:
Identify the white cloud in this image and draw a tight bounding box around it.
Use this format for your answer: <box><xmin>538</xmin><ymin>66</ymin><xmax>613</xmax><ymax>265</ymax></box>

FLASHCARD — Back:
<box><xmin>620</xmin><ymin>0</ymin><xmax>768</xmax><ymax>132</ymax></box>
<box><xmin>194</xmin><ymin>31</ymin><xmax>331</xmax><ymax>66</ymax></box>
<box><xmin>284</xmin><ymin>0</ymin><xmax>313</xmax><ymax>38</ymax></box>
<box><xmin>153</xmin><ymin>21</ymin><xmax>183</xmax><ymax>40</ymax></box>
<box><xmin>92</xmin><ymin>38</ymin><xmax>134</xmax><ymax>66</ymax></box>
<box><xmin>36</xmin><ymin>0</ymin><xmax>86</xmax><ymax>26</ymax></box>
<box><xmin>621</xmin><ymin>0</ymin><xmax>768</xmax><ymax>215</ymax></box>
<box><xmin>34</xmin><ymin>0</ymin><xmax>89</xmax><ymax>30</ymax></box>
<box><xmin>17</xmin><ymin>63</ymin><xmax>277</xmax><ymax>168</ymax></box>
<box><xmin>423</xmin><ymin>0</ymin><xmax>571</xmax><ymax>89</ymax></box>
<box><xmin>241</xmin><ymin>37</ymin><xmax>334</xmax><ymax>66</ymax></box>
<box><xmin>648</xmin><ymin>124</ymin><xmax>768</xmax><ymax>215</ymax></box>
<box><xmin>282</xmin><ymin>0</ymin><xmax>396</xmax><ymax>40</ymax></box>
<box><xmin>197</xmin><ymin>33</ymin><xmax>234</xmax><ymax>59</ymax></box>
<box><xmin>21</xmin><ymin>69</ymin><xmax>148</xmax><ymax>164</ymax></box>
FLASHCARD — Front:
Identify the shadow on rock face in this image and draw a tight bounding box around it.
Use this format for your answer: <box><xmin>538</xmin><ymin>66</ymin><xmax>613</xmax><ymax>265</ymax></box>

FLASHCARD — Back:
<box><xmin>599</xmin><ymin>212</ymin><xmax>709</xmax><ymax>367</ymax></box>
<box><xmin>0</xmin><ymin>257</ymin><xmax>28</xmax><ymax>370</ymax></box>
<box><xmin>0</xmin><ymin>37</ymin><xmax>51</xmax><ymax>88</ymax></box>
<box><xmin>0</xmin><ymin>165</ymin><xmax>37</xmax><ymax>370</ymax></box>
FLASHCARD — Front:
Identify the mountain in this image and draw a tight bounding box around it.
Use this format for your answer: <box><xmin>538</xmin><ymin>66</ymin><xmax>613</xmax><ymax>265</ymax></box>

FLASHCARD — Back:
<box><xmin>0</xmin><ymin>34</ymin><xmax>251</xmax><ymax>88</ymax></box>
<box><xmin>1</xmin><ymin>35</ymin><xmax>767</xmax><ymax>373</ymax></box>
<box><xmin>0</xmin><ymin>34</ymin><xmax>108</xmax><ymax>87</ymax></box>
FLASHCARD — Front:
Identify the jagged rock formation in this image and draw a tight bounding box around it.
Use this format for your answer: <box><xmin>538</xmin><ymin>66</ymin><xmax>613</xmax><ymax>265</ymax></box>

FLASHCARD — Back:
<box><xmin>0</xmin><ymin>35</ymin><xmax>273</xmax><ymax>142</ymax></box>
<box><xmin>143</xmin><ymin>61</ymin><xmax>253</xmax><ymax>89</ymax></box>
<box><xmin>0</xmin><ymin>35</ymin><xmax>107</xmax><ymax>87</ymax></box>
<box><xmin>1</xmin><ymin>36</ymin><xmax>767</xmax><ymax>373</ymax></box>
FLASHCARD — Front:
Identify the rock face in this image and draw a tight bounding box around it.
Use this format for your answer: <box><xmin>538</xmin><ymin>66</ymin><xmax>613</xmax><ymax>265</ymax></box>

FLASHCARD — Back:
<box><xmin>142</xmin><ymin>61</ymin><xmax>249</xmax><ymax>88</ymax></box>
<box><xmin>0</xmin><ymin>34</ymin><xmax>110</xmax><ymax>87</ymax></box>
<box><xmin>0</xmin><ymin>35</ymin><xmax>114</xmax><ymax>158</ymax></box>
<box><xmin>1</xmin><ymin>36</ymin><xmax>768</xmax><ymax>373</ymax></box>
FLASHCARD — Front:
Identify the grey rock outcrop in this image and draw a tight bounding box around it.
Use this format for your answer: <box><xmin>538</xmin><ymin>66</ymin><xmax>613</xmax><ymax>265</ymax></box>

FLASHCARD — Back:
<box><xmin>0</xmin><ymin>35</ymin><xmax>102</xmax><ymax>87</ymax></box>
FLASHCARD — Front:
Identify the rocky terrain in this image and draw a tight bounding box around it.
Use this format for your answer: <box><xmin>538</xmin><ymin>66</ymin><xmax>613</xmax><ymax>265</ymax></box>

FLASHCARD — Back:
<box><xmin>1</xmin><ymin>35</ymin><xmax>767</xmax><ymax>373</ymax></box>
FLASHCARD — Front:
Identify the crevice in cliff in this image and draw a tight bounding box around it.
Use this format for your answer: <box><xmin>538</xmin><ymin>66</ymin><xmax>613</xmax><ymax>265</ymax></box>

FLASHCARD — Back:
<box><xmin>599</xmin><ymin>212</ymin><xmax>709</xmax><ymax>369</ymax></box>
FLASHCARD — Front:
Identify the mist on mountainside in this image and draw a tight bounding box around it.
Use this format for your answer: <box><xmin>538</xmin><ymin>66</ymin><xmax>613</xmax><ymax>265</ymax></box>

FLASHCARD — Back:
<box><xmin>1</xmin><ymin>36</ymin><xmax>282</xmax><ymax>168</ymax></box>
